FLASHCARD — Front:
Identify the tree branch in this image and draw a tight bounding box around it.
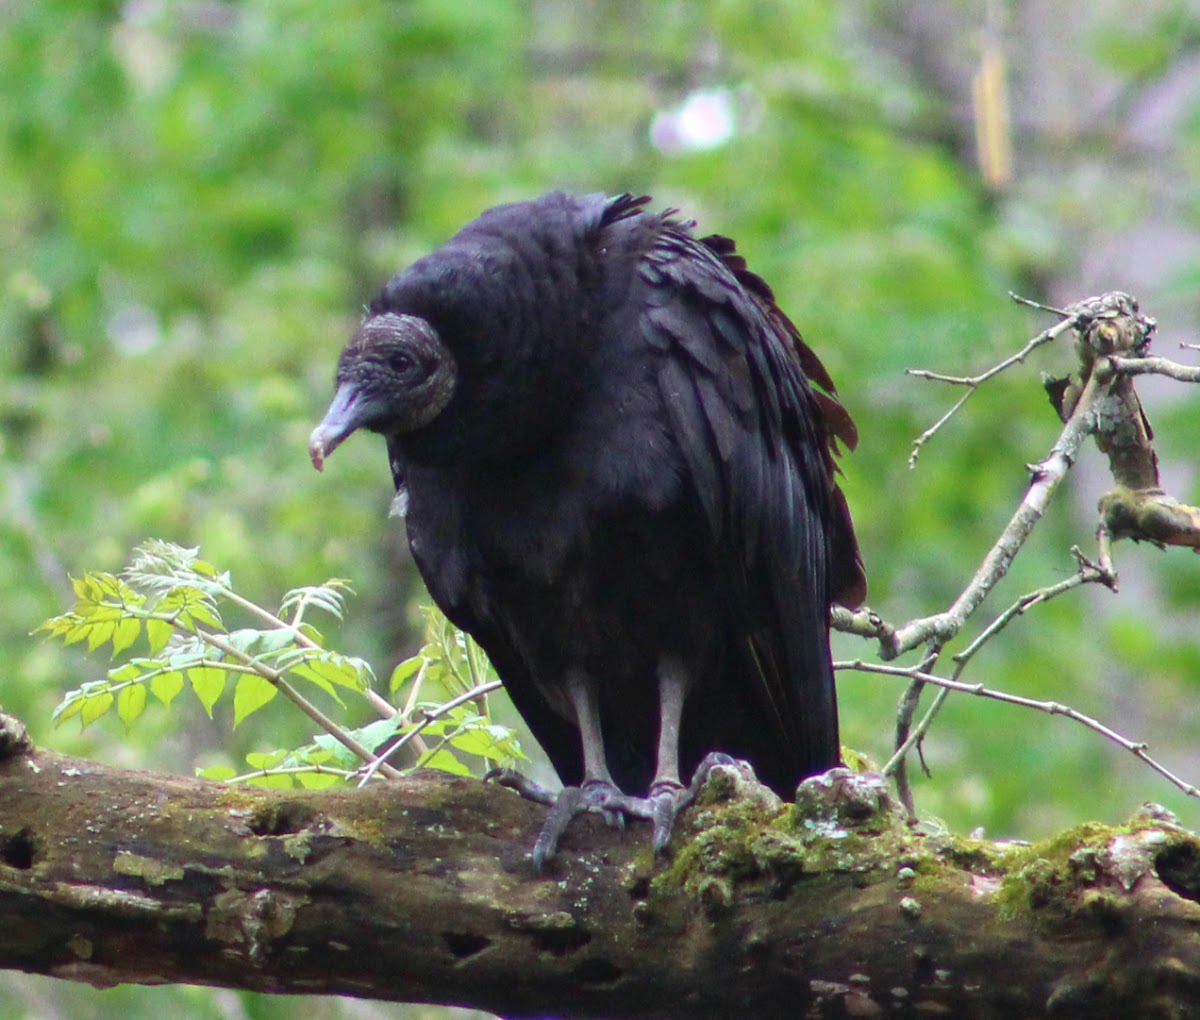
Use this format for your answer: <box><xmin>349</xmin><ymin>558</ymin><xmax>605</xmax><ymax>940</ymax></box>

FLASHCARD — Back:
<box><xmin>2</xmin><ymin>714</ymin><xmax>1200</xmax><ymax>1019</ymax></box>
<box><xmin>832</xmin><ymin>291</ymin><xmax>1200</xmax><ymax>810</ymax></box>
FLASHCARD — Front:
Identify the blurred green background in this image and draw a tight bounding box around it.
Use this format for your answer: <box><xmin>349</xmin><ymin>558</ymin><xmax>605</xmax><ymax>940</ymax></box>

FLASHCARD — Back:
<box><xmin>3</xmin><ymin>1</ymin><xmax>1199</xmax><ymax>1016</ymax></box>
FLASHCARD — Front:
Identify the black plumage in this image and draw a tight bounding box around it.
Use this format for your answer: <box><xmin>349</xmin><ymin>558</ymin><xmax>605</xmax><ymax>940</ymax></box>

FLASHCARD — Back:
<box><xmin>311</xmin><ymin>192</ymin><xmax>864</xmax><ymax>862</ymax></box>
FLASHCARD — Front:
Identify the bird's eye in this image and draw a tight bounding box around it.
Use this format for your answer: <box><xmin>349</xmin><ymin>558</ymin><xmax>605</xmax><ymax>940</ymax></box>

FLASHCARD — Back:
<box><xmin>387</xmin><ymin>351</ymin><xmax>414</xmax><ymax>374</ymax></box>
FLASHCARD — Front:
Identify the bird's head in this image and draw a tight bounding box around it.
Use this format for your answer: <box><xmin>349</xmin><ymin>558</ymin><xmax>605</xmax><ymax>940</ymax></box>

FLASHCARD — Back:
<box><xmin>309</xmin><ymin>312</ymin><xmax>457</xmax><ymax>470</ymax></box>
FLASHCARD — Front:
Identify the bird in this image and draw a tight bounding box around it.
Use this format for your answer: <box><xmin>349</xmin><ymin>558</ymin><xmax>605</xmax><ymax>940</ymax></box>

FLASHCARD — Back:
<box><xmin>310</xmin><ymin>192</ymin><xmax>865</xmax><ymax>866</ymax></box>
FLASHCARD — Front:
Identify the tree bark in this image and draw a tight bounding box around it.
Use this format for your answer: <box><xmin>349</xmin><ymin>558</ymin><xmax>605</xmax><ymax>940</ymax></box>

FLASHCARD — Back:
<box><xmin>0</xmin><ymin>714</ymin><xmax>1198</xmax><ymax>1019</ymax></box>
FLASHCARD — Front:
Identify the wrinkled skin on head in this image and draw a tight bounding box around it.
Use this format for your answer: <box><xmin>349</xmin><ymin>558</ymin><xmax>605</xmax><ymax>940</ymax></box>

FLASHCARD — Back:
<box><xmin>309</xmin><ymin>313</ymin><xmax>456</xmax><ymax>470</ymax></box>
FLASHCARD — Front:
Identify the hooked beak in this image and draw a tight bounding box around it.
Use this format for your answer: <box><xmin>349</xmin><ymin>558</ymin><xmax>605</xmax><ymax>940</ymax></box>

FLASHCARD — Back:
<box><xmin>309</xmin><ymin>382</ymin><xmax>370</xmax><ymax>471</ymax></box>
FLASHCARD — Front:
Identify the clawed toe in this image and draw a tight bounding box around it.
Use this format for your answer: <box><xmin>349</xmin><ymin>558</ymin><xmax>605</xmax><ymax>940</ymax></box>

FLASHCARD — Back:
<box><xmin>490</xmin><ymin>756</ymin><xmax>749</xmax><ymax>868</ymax></box>
<box><xmin>532</xmin><ymin>780</ymin><xmax>636</xmax><ymax>869</ymax></box>
<box><xmin>485</xmin><ymin>767</ymin><xmax>559</xmax><ymax>806</ymax></box>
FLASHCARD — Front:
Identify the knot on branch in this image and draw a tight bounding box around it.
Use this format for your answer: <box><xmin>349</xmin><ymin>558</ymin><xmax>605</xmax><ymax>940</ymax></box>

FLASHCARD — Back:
<box><xmin>1099</xmin><ymin>487</ymin><xmax>1200</xmax><ymax>552</ymax></box>
<box><xmin>1069</xmin><ymin>290</ymin><xmax>1156</xmax><ymax>360</ymax></box>
<box><xmin>1044</xmin><ymin>290</ymin><xmax>1163</xmax><ymax>501</ymax></box>
<box><xmin>0</xmin><ymin>714</ymin><xmax>32</xmax><ymax>762</ymax></box>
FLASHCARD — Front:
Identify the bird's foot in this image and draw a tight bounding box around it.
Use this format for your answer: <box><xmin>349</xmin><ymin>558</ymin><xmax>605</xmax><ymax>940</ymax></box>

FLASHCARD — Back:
<box><xmin>485</xmin><ymin>767</ymin><xmax>559</xmax><ymax>806</ymax></box>
<box><xmin>640</xmin><ymin>753</ymin><xmax>741</xmax><ymax>853</ymax></box>
<box><xmin>488</xmin><ymin>754</ymin><xmax>741</xmax><ymax>868</ymax></box>
<box><xmin>487</xmin><ymin>770</ymin><xmax>634</xmax><ymax>869</ymax></box>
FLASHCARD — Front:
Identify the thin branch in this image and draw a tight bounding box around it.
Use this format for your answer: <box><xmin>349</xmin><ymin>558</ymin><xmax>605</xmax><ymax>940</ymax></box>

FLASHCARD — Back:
<box><xmin>1008</xmin><ymin>292</ymin><xmax>1069</xmax><ymax>316</ymax></box>
<box><xmin>907</xmin><ymin>388</ymin><xmax>973</xmax><ymax>468</ymax></box>
<box><xmin>846</xmin><ymin>291</ymin><xmax>1198</xmax><ymax>805</ymax></box>
<box><xmin>906</xmin><ymin>301</ymin><xmax>1080</xmax><ymax>466</ymax></box>
<box><xmin>1108</xmin><ymin>354</ymin><xmax>1200</xmax><ymax>383</ymax></box>
<box><xmin>885</xmin><ymin>685</ymin><xmax>950</xmax><ymax>781</ymax></box>
<box><xmin>950</xmin><ymin>547</ymin><xmax>1117</xmax><ymax>667</ymax></box>
<box><xmin>885</xmin><ymin>368</ymin><xmax>1103</xmax><ymax>659</ymax></box>
<box><xmin>891</xmin><ymin>647</ymin><xmax>943</xmax><ymax>816</ymax></box>
<box><xmin>880</xmin><ymin>549</ymin><xmax>1119</xmax><ymax>785</ymax></box>
<box><xmin>226</xmin><ymin>763</ymin><xmax>358</xmax><ymax>784</ymax></box>
<box><xmin>839</xmin><ymin>660</ymin><xmax>1200</xmax><ymax>800</ymax></box>
<box><xmin>197</xmin><ymin>628</ymin><xmax>403</xmax><ymax>779</ymax></box>
<box><xmin>220</xmin><ymin>584</ymin><xmax>402</xmax><ymax>723</ymax></box>
<box><xmin>357</xmin><ymin>679</ymin><xmax>504</xmax><ymax>787</ymax></box>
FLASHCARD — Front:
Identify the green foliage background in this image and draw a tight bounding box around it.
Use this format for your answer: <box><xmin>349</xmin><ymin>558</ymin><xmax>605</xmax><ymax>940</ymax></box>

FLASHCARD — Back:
<box><xmin>2</xmin><ymin>2</ymin><xmax>1199</xmax><ymax>1017</ymax></box>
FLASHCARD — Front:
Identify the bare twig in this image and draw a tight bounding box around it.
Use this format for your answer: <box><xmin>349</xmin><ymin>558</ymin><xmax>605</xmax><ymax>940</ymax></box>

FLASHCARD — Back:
<box><xmin>1108</xmin><ymin>354</ymin><xmax>1200</xmax><ymax>383</ymax></box>
<box><xmin>841</xmin><ymin>659</ymin><xmax>1200</xmax><ymax>800</ymax></box>
<box><xmin>196</xmin><ymin>628</ymin><xmax>404</xmax><ymax>779</ymax></box>
<box><xmin>357</xmin><ymin>679</ymin><xmax>504</xmax><ymax>787</ymax></box>
<box><xmin>842</xmin><ymin>291</ymin><xmax>1198</xmax><ymax>808</ymax></box>
<box><xmin>907</xmin><ymin>389</ymin><xmax>973</xmax><ymax>468</ymax></box>
<box><xmin>951</xmin><ymin>547</ymin><xmax>1117</xmax><ymax>667</ymax></box>
<box><xmin>886</xmin><ymin>367</ymin><xmax>1104</xmax><ymax>659</ymax></box>
<box><xmin>906</xmin><ymin>298</ymin><xmax>1080</xmax><ymax>466</ymax></box>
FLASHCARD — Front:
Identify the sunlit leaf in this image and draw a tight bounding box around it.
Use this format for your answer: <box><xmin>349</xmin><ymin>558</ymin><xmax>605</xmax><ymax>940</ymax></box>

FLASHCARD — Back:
<box><xmin>149</xmin><ymin>670</ymin><xmax>185</xmax><ymax>707</ymax></box>
<box><xmin>52</xmin><ymin>693</ymin><xmax>86</xmax><ymax>726</ymax></box>
<box><xmin>449</xmin><ymin>723</ymin><xmax>520</xmax><ymax>761</ymax></box>
<box><xmin>146</xmin><ymin>618</ymin><xmax>174</xmax><ymax>655</ymax></box>
<box><xmin>117</xmin><ymin>684</ymin><xmax>147</xmax><ymax>726</ymax></box>
<box><xmin>290</xmin><ymin>652</ymin><xmax>371</xmax><ymax>694</ymax></box>
<box><xmin>389</xmin><ymin>654</ymin><xmax>424</xmax><ymax>693</ymax></box>
<box><xmin>245</xmin><ymin>749</ymin><xmax>289</xmax><ymax>770</ymax></box>
<box><xmin>233</xmin><ymin>673</ymin><xmax>278</xmax><ymax>727</ymax></box>
<box><xmin>246</xmin><ymin>773</ymin><xmax>295</xmax><ymax>790</ymax></box>
<box><xmin>80</xmin><ymin>691</ymin><xmax>115</xmax><ymax>728</ymax></box>
<box><xmin>110</xmin><ymin>616</ymin><xmax>141</xmax><ymax>657</ymax></box>
<box><xmin>296</xmin><ymin>772</ymin><xmax>342</xmax><ymax>789</ymax></box>
<box><xmin>312</xmin><ymin>733</ymin><xmax>373</xmax><ymax>770</ymax></box>
<box><xmin>108</xmin><ymin>661</ymin><xmax>144</xmax><ymax>683</ymax></box>
<box><xmin>188</xmin><ymin>666</ymin><xmax>227</xmax><ymax>717</ymax></box>
<box><xmin>198</xmin><ymin>765</ymin><xmax>238</xmax><ymax>782</ymax></box>
<box><xmin>353</xmin><ymin>715</ymin><xmax>405</xmax><ymax>753</ymax></box>
<box><xmin>418</xmin><ymin>747</ymin><xmax>472</xmax><ymax>776</ymax></box>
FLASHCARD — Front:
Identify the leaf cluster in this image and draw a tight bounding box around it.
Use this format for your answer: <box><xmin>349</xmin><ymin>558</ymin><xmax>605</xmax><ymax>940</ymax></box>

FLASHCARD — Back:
<box><xmin>37</xmin><ymin>541</ymin><xmax>522</xmax><ymax>788</ymax></box>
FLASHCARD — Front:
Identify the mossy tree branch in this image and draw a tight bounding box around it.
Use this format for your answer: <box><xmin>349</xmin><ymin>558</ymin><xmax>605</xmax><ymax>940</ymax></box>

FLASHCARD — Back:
<box><xmin>2</xmin><ymin>714</ymin><xmax>1200</xmax><ymax>1019</ymax></box>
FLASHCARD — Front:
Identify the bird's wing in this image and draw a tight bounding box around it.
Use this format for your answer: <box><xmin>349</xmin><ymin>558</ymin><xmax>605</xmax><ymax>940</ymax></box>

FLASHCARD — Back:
<box><xmin>631</xmin><ymin>216</ymin><xmax>864</xmax><ymax>784</ymax></box>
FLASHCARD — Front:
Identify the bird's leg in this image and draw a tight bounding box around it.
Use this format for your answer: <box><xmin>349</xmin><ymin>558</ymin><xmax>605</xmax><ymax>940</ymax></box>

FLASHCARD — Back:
<box><xmin>642</xmin><ymin>655</ymin><xmax>696</xmax><ymax>853</ymax></box>
<box><xmin>493</xmin><ymin>670</ymin><xmax>633</xmax><ymax>869</ymax></box>
<box><xmin>491</xmin><ymin>664</ymin><xmax>719</xmax><ymax>866</ymax></box>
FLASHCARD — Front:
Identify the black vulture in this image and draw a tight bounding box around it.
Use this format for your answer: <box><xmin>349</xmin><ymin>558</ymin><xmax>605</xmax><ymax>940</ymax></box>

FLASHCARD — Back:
<box><xmin>310</xmin><ymin>192</ymin><xmax>865</xmax><ymax>865</ymax></box>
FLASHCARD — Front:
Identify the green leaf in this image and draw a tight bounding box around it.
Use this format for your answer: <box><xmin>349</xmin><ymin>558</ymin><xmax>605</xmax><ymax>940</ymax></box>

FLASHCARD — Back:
<box><xmin>149</xmin><ymin>670</ymin><xmax>185</xmax><ymax>707</ymax></box>
<box><xmin>389</xmin><ymin>654</ymin><xmax>424</xmax><ymax>693</ymax></box>
<box><xmin>224</xmin><ymin>628</ymin><xmax>263</xmax><ymax>654</ymax></box>
<box><xmin>80</xmin><ymin>691</ymin><xmax>115</xmax><ymax>728</ymax></box>
<box><xmin>255</xmin><ymin>627</ymin><xmax>302</xmax><ymax>657</ymax></box>
<box><xmin>289</xmin><ymin>652</ymin><xmax>372</xmax><ymax>696</ymax></box>
<box><xmin>84</xmin><ymin>619</ymin><xmax>115</xmax><ymax>653</ymax></box>
<box><xmin>245</xmin><ymin>749</ymin><xmax>289</xmax><ymax>770</ymax></box>
<box><xmin>198</xmin><ymin>765</ymin><xmax>238</xmax><ymax>782</ymax></box>
<box><xmin>190</xmin><ymin>557</ymin><xmax>220</xmax><ymax>579</ymax></box>
<box><xmin>312</xmin><ymin>732</ymin><xmax>373</xmax><ymax>770</ymax></box>
<box><xmin>418</xmin><ymin>748</ymin><xmax>472</xmax><ymax>776</ymax></box>
<box><xmin>280</xmin><ymin>579</ymin><xmax>353</xmax><ymax>620</ymax></box>
<box><xmin>246</xmin><ymin>773</ymin><xmax>295</xmax><ymax>790</ymax></box>
<box><xmin>159</xmin><ymin>586</ymin><xmax>225</xmax><ymax>634</ymax></box>
<box><xmin>233</xmin><ymin>673</ymin><xmax>278</xmax><ymax>727</ymax></box>
<box><xmin>108</xmin><ymin>661</ymin><xmax>145</xmax><ymax>683</ymax></box>
<box><xmin>52</xmin><ymin>692</ymin><xmax>86</xmax><ymax>726</ymax></box>
<box><xmin>449</xmin><ymin>723</ymin><xmax>519</xmax><ymax>762</ymax></box>
<box><xmin>188</xmin><ymin>666</ymin><xmax>227</xmax><ymax>717</ymax></box>
<box><xmin>296</xmin><ymin>772</ymin><xmax>342</xmax><ymax>789</ymax></box>
<box><xmin>353</xmin><ymin>715</ymin><xmax>405</xmax><ymax>753</ymax></box>
<box><xmin>117</xmin><ymin>684</ymin><xmax>147</xmax><ymax>726</ymax></box>
<box><xmin>110</xmin><ymin>616</ymin><xmax>142</xmax><ymax>657</ymax></box>
<box><xmin>146</xmin><ymin>618</ymin><xmax>174</xmax><ymax>655</ymax></box>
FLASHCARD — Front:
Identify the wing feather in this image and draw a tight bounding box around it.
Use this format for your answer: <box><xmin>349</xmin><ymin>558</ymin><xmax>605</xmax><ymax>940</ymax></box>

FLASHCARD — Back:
<box><xmin>634</xmin><ymin>218</ymin><xmax>863</xmax><ymax>783</ymax></box>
